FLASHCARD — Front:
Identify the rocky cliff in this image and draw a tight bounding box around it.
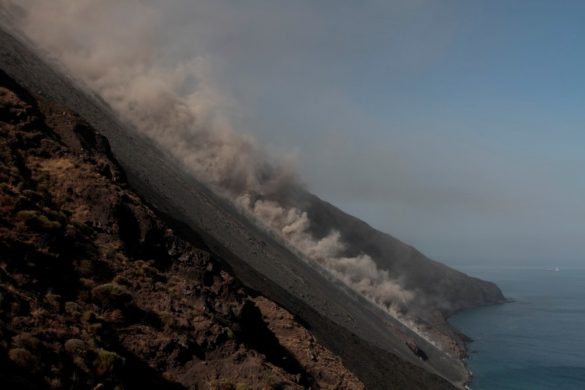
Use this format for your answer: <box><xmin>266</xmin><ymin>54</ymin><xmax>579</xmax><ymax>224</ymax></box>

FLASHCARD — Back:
<box><xmin>0</xmin><ymin>69</ymin><xmax>367</xmax><ymax>389</ymax></box>
<box><xmin>0</xmin><ymin>67</ymin><xmax>455</xmax><ymax>389</ymax></box>
<box><xmin>0</xmin><ymin>24</ymin><xmax>506</xmax><ymax>389</ymax></box>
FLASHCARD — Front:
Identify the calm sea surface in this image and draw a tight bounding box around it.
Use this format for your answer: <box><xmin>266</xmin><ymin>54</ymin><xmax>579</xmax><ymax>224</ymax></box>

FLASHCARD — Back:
<box><xmin>450</xmin><ymin>265</ymin><xmax>585</xmax><ymax>390</ymax></box>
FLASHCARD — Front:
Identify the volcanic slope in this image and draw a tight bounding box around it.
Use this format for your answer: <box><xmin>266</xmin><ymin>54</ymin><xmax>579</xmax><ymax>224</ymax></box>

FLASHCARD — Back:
<box><xmin>0</xmin><ymin>44</ymin><xmax>453</xmax><ymax>390</ymax></box>
<box><xmin>0</xmin><ymin>68</ymin><xmax>374</xmax><ymax>389</ymax></box>
<box><xmin>0</xmin><ymin>25</ymin><xmax>504</xmax><ymax>388</ymax></box>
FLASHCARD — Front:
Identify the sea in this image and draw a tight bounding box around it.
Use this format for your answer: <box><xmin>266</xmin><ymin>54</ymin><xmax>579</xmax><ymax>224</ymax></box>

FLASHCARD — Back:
<box><xmin>449</xmin><ymin>264</ymin><xmax>585</xmax><ymax>390</ymax></box>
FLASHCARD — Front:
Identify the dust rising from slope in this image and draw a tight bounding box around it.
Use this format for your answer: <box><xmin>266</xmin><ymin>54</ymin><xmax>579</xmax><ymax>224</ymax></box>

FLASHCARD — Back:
<box><xmin>2</xmin><ymin>0</ymin><xmax>416</xmax><ymax>317</ymax></box>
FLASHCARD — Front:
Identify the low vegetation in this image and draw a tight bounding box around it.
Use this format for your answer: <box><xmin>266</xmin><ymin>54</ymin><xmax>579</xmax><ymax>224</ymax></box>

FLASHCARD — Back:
<box><xmin>0</xmin><ymin>70</ymin><xmax>364</xmax><ymax>389</ymax></box>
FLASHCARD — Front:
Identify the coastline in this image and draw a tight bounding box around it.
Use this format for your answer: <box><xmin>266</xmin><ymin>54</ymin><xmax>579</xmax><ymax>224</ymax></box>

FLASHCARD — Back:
<box><xmin>448</xmin><ymin>296</ymin><xmax>511</xmax><ymax>388</ymax></box>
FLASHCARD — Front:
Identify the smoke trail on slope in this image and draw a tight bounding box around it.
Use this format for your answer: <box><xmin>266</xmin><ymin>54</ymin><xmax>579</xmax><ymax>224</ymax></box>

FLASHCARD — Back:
<box><xmin>2</xmin><ymin>0</ymin><xmax>414</xmax><ymax>314</ymax></box>
<box><xmin>237</xmin><ymin>195</ymin><xmax>414</xmax><ymax>313</ymax></box>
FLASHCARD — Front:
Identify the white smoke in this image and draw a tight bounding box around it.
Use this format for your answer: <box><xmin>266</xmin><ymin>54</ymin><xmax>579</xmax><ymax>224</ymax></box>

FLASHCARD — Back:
<box><xmin>238</xmin><ymin>195</ymin><xmax>414</xmax><ymax>312</ymax></box>
<box><xmin>2</xmin><ymin>0</ymin><xmax>414</xmax><ymax>314</ymax></box>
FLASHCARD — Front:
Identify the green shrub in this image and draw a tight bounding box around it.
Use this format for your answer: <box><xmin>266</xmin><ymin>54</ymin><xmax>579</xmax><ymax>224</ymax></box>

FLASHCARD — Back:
<box><xmin>64</xmin><ymin>339</ymin><xmax>87</xmax><ymax>355</ymax></box>
<box><xmin>261</xmin><ymin>372</ymin><xmax>278</xmax><ymax>389</ymax></box>
<box><xmin>93</xmin><ymin>348</ymin><xmax>125</xmax><ymax>377</ymax></box>
<box><xmin>16</xmin><ymin>209</ymin><xmax>38</xmax><ymax>220</ymax></box>
<box><xmin>209</xmin><ymin>379</ymin><xmax>235</xmax><ymax>390</ymax></box>
<box><xmin>16</xmin><ymin>209</ymin><xmax>62</xmax><ymax>230</ymax></box>
<box><xmin>64</xmin><ymin>301</ymin><xmax>81</xmax><ymax>317</ymax></box>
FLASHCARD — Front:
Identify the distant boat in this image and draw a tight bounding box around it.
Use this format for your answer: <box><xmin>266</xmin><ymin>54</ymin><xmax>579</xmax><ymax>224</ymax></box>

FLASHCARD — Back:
<box><xmin>545</xmin><ymin>267</ymin><xmax>560</xmax><ymax>272</ymax></box>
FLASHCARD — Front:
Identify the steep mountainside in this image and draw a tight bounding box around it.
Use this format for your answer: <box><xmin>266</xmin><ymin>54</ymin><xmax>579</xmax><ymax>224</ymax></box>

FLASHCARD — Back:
<box><xmin>298</xmin><ymin>194</ymin><xmax>505</xmax><ymax>352</ymax></box>
<box><xmin>0</xmin><ymin>67</ymin><xmax>455</xmax><ymax>389</ymax></box>
<box><xmin>303</xmin><ymin>194</ymin><xmax>504</xmax><ymax>316</ymax></box>
<box><xmin>0</xmin><ymin>69</ymin><xmax>370</xmax><ymax>389</ymax></box>
<box><xmin>0</xmin><ymin>25</ymin><xmax>504</xmax><ymax>389</ymax></box>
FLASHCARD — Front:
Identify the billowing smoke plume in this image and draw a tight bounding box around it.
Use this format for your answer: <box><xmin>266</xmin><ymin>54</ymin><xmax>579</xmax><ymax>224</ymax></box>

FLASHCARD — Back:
<box><xmin>238</xmin><ymin>195</ymin><xmax>414</xmax><ymax>312</ymax></box>
<box><xmin>2</xmin><ymin>0</ymin><xmax>414</xmax><ymax>314</ymax></box>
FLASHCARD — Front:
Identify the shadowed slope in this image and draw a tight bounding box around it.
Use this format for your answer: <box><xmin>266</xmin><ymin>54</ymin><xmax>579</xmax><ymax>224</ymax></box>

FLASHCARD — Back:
<box><xmin>0</xmin><ymin>68</ymin><xmax>365</xmax><ymax>389</ymax></box>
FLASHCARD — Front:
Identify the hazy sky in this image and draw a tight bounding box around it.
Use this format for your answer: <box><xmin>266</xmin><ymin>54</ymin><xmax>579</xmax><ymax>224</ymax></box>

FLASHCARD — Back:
<box><xmin>141</xmin><ymin>1</ymin><xmax>585</xmax><ymax>264</ymax></box>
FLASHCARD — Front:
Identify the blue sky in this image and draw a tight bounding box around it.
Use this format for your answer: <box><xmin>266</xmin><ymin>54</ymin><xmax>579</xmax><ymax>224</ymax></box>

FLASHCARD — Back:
<box><xmin>168</xmin><ymin>1</ymin><xmax>585</xmax><ymax>264</ymax></box>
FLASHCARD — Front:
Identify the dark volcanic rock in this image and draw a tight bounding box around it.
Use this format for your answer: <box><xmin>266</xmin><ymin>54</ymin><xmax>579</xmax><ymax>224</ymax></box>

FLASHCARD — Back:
<box><xmin>0</xmin><ymin>69</ymin><xmax>366</xmax><ymax>389</ymax></box>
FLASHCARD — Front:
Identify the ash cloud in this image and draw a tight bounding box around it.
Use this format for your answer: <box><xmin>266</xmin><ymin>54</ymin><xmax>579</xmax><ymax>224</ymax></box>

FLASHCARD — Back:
<box><xmin>2</xmin><ymin>0</ymin><xmax>414</xmax><ymax>315</ymax></box>
<box><xmin>238</xmin><ymin>195</ymin><xmax>414</xmax><ymax>312</ymax></box>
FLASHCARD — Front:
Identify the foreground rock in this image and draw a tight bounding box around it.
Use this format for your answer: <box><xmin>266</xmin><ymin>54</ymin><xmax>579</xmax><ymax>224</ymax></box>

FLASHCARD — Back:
<box><xmin>0</xmin><ymin>70</ymin><xmax>365</xmax><ymax>389</ymax></box>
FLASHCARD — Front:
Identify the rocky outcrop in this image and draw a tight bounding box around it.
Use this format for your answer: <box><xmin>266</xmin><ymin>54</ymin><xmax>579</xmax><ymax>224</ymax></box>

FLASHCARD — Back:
<box><xmin>0</xmin><ymin>69</ymin><xmax>365</xmax><ymax>389</ymax></box>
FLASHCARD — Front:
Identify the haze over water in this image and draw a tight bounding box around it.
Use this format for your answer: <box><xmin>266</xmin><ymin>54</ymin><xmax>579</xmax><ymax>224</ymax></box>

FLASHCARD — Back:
<box><xmin>450</xmin><ymin>264</ymin><xmax>585</xmax><ymax>389</ymax></box>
